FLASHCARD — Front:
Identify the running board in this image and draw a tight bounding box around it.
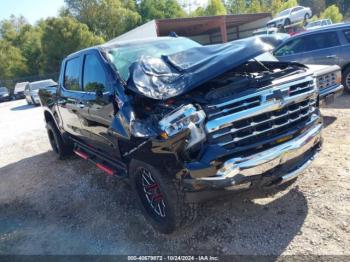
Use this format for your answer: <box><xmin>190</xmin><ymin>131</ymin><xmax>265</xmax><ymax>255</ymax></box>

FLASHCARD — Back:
<box><xmin>73</xmin><ymin>144</ymin><xmax>127</xmax><ymax>178</ymax></box>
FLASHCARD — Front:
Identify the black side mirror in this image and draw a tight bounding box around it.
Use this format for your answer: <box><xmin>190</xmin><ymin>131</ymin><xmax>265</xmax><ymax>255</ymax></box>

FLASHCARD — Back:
<box><xmin>96</xmin><ymin>89</ymin><xmax>103</xmax><ymax>97</ymax></box>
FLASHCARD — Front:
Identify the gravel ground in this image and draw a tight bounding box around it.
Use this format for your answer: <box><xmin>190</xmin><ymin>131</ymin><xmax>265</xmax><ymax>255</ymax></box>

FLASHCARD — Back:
<box><xmin>0</xmin><ymin>96</ymin><xmax>350</xmax><ymax>255</ymax></box>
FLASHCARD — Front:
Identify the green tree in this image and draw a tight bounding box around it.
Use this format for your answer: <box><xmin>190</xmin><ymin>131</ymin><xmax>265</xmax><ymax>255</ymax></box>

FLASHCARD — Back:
<box><xmin>205</xmin><ymin>0</ymin><xmax>227</xmax><ymax>16</ymax></box>
<box><xmin>271</xmin><ymin>0</ymin><xmax>283</xmax><ymax>15</ymax></box>
<box><xmin>139</xmin><ymin>0</ymin><xmax>185</xmax><ymax>22</ymax></box>
<box><xmin>191</xmin><ymin>7</ymin><xmax>206</xmax><ymax>17</ymax></box>
<box><xmin>41</xmin><ymin>17</ymin><xmax>104</xmax><ymax>74</ymax></box>
<box><xmin>247</xmin><ymin>0</ymin><xmax>263</xmax><ymax>13</ymax></box>
<box><xmin>320</xmin><ymin>4</ymin><xmax>343</xmax><ymax>22</ymax></box>
<box><xmin>300</xmin><ymin>0</ymin><xmax>325</xmax><ymax>16</ymax></box>
<box><xmin>0</xmin><ymin>15</ymin><xmax>43</xmax><ymax>76</ymax></box>
<box><xmin>63</xmin><ymin>0</ymin><xmax>141</xmax><ymax>39</ymax></box>
<box><xmin>0</xmin><ymin>40</ymin><xmax>27</xmax><ymax>80</ymax></box>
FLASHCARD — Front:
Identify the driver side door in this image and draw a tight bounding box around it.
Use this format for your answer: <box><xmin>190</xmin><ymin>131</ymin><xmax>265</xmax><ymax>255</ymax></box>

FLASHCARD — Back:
<box><xmin>78</xmin><ymin>51</ymin><xmax>121</xmax><ymax>159</ymax></box>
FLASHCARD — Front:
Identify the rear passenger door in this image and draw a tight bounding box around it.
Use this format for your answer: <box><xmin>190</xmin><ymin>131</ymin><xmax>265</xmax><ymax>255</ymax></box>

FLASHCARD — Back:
<box><xmin>275</xmin><ymin>31</ymin><xmax>340</xmax><ymax>65</ymax></box>
<box><xmin>57</xmin><ymin>56</ymin><xmax>85</xmax><ymax>138</ymax></box>
<box><xmin>306</xmin><ymin>32</ymin><xmax>340</xmax><ymax>65</ymax></box>
<box><xmin>338</xmin><ymin>29</ymin><xmax>350</xmax><ymax>68</ymax></box>
<box><xmin>79</xmin><ymin>51</ymin><xmax>120</xmax><ymax>158</ymax></box>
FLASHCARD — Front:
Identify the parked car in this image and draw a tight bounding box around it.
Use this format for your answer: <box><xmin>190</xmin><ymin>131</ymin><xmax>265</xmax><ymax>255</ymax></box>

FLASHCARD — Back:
<box><xmin>267</xmin><ymin>6</ymin><xmax>312</xmax><ymax>28</ymax></box>
<box><xmin>254</xmin><ymin>35</ymin><xmax>344</xmax><ymax>105</ymax></box>
<box><xmin>306</xmin><ymin>19</ymin><xmax>332</xmax><ymax>30</ymax></box>
<box><xmin>24</xmin><ymin>79</ymin><xmax>57</xmax><ymax>105</ymax></box>
<box><xmin>0</xmin><ymin>87</ymin><xmax>10</xmax><ymax>102</ymax></box>
<box><xmin>13</xmin><ymin>82</ymin><xmax>29</xmax><ymax>100</ymax></box>
<box><xmin>39</xmin><ymin>36</ymin><xmax>322</xmax><ymax>234</ymax></box>
<box><xmin>274</xmin><ymin>23</ymin><xmax>350</xmax><ymax>92</ymax></box>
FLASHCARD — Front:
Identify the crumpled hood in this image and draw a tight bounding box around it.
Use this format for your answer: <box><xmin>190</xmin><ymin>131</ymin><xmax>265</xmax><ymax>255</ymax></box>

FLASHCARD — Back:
<box><xmin>128</xmin><ymin>37</ymin><xmax>273</xmax><ymax>100</ymax></box>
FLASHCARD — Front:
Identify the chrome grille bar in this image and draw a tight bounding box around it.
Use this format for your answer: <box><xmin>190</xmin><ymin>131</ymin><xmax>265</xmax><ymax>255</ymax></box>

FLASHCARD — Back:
<box><xmin>211</xmin><ymin>99</ymin><xmax>316</xmax><ymax>140</ymax></box>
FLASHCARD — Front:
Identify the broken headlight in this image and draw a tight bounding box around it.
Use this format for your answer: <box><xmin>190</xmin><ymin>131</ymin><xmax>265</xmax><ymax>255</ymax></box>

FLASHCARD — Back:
<box><xmin>159</xmin><ymin>104</ymin><xmax>206</xmax><ymax>149</ymax></box>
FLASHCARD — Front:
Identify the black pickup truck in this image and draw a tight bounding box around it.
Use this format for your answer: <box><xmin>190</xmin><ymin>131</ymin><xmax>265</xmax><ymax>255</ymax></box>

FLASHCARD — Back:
<box><xmin>39</xmin><ymin>36</ymin><xmax>323</xmax><ymax>234</ymax></box>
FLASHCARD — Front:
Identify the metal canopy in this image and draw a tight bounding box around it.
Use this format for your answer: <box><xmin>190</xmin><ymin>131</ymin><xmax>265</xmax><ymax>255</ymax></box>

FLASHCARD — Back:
<box><xmin>156</xmin><ymin>13</ymin><xmax>271</xmax><ymax>42</ymax></box>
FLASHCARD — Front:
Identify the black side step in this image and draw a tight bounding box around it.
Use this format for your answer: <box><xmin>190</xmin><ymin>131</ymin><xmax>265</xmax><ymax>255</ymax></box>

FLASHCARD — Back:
<box><xmin>72</xmin><ymin>140</ymin><xmax>127</xmax><ymax>178</ymax></box>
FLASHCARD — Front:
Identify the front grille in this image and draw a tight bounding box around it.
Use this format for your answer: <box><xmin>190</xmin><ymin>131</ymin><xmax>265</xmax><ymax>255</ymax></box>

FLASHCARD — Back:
<box><xmin>317</xmin><ymin>73</ymin><xmax>337</xmax><ymax>90</ymax></box>
<box><xmin>205</xmin><ymin>80</ymin><xmax>314</xmax><ymax>121</ymax></box>
<box><xmin>207</xmin><ymin>98</ymin><xmax>316</xmax><ymax>150</ymax></box>
<box><xmin>206</xmin><ymin>95</ymin><xmax>261</xmax><ymax>119</ymax></box>
<box><xmin>289</xmin><ymin>80</ymin><xmax>314</xmax><ymax>96</ymax></box>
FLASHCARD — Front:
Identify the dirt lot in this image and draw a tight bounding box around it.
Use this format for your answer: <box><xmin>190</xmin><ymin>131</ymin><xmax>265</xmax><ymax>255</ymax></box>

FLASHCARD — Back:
<box><xmin>0</xmin><ymin>95</ymin><xmax>350</xmax><ymax>255</ymax></box>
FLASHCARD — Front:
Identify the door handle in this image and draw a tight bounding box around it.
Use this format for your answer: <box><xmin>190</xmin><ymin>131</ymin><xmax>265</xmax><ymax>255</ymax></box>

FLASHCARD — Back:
<box><xmin>326</xmin><ymin>55</ymin><xmax>336</xmax><ymax>59</ymax></box>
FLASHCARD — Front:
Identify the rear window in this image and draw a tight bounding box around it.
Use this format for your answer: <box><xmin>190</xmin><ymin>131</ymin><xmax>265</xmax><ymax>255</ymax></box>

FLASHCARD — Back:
<box><xmin>64</xmin><ymin>58</ymin><xmax>81</xmax><ymax>91</ymax></box>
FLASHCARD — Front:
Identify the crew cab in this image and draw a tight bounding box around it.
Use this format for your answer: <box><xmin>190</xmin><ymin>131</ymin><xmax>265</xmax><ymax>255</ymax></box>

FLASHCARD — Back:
<box><xmin>39</xmin><ymin>37</ymin><xmax>323</xmax><ymax>234</ymax></box>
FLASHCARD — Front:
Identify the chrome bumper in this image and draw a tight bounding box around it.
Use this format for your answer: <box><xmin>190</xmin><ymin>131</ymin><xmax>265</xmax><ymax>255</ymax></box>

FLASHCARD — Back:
<box><xmin>319</xmin><ymin>84</ymin><xmax>343</xmax><ymax>105</ymax></box>
<box><xmin>190</xmin><ymin>122</ymin><xmax>322</xmax><ymax>190</ymax></box>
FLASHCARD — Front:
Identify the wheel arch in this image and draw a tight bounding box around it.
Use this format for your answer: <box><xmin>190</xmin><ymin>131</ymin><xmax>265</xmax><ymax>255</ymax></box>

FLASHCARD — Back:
<box><xmin>341</xmin><ymin>63</ymin><xmax>350</xmax><ymax>74</ymax></box>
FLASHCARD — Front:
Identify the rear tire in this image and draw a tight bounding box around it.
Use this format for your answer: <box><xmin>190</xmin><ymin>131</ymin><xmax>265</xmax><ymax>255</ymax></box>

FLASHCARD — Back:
<box><xmin>342</xmin><ymin>67</ymin><xmax>350</xmax><ymax>93</ymax></box>
<box><xmin>129</xmin><ymin>160</ymin><xmax>197</xmax><ymax>234</ymax></box>
<box><xmin>46</xmin><ymin>121</ymin><xmax>73</xmax><ymax>159</ymax></box>
<box><xmin>304</xmin><ymin>13</ymin><xmax>310</xmax><ymax>21</ymax></box>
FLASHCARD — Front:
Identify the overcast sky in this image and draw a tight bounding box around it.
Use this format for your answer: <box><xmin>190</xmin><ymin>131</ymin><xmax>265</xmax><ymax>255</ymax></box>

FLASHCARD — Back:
<box><xmin>0</xmin><ymin>0</ymin><xmax>64</xmax><ymax>24</ymax></box>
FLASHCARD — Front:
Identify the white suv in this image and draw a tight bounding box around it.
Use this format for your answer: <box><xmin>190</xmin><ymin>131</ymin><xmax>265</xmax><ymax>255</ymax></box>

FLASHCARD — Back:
<box><xmin>267</xmin><ymin>6</ymin><xmax>312</xmax><ymax>27</ymax></box>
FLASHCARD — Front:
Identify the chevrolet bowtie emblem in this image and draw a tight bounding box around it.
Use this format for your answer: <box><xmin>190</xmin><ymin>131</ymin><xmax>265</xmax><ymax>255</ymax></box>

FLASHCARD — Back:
<box><xmin>266</xmin><ymin>89</ymin><xmax>289</xmax><ymax>102</ymax></box>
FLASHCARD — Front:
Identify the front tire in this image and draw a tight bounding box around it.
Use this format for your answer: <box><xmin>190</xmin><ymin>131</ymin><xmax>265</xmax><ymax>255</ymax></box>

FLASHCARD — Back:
<box><xmin>304</xmin><ymin>13</ymin><xmax>310</xmax><ymax>21</ymax></box>
<box><xmin>129</xmin><ymin>160</ymin><xmax>197</xmax><ymax>234</ymax></box>
<box><xmin>46</xmin><ymin>121</ymin><xmax>73</xmax><ymax>159</ymax></box>
<box><xmin>342</xmin><ymin>67</ymin><xmax>350</xmax><ymax>93</ymax></box>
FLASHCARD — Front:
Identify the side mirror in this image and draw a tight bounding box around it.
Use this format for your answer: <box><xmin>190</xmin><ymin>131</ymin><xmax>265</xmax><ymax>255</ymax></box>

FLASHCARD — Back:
<box><xmin>96</xmin><ymin>89</ymin><xmax>103</xmax><ymax>97</ymax></box>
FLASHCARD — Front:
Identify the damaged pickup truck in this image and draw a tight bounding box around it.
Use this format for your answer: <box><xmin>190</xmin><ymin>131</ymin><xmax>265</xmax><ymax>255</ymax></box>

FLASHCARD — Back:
<box><xmin>39</xmin><ymin>36</ymin><xmax>322</xmax><ymax>234</ymax></box>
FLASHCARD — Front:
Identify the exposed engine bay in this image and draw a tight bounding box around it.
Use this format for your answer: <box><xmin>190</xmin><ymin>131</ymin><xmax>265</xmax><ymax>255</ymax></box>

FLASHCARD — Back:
<box><xmin>129</xmin><ymin>60</ymin><xmax>309</xmax><ymax>157</ymax></box>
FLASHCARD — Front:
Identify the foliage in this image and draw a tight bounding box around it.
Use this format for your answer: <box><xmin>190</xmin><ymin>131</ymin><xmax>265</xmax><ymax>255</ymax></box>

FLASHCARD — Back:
<box><xmin>320</xmin><ymin>4</ymin><xmax>343</xmax><ymax>23</ymax></box>
<box><xmin>0</xmin><ymin>40</ymin><xmax>27</xmax><ymax>80</ymax></box>
<box><xmin>138</xmin><ymin>0</ymin><xmax>186</xmax><ymax>22</ymax></box>
<box><xmin>205</xmin><ymin>0</ymin><xmax>227</xmax><ymax>16</ymax></box>
<box><xmin>246</xmin><ymin>0</ymin><xmax>263</xmax><ymax>13</ymax></box>
<box><xmin>40</xmin><ymin>17</ymin><xmax>104</xmax><ymax>74</ymax></box>
<box><xmin>63</xmin><ymin>0</ymin><xmax>141</xmax><ymax>39</ymax></box>
<box><xmin>224</xmin><ymin>0</ymin><xmax>245</xmax><ymax>15</ymax></box>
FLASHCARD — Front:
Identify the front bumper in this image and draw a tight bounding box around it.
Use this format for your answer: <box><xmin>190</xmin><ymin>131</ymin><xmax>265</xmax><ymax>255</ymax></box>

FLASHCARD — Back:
<box><xmin>319</xmin><ymin>84</ymin><xmax>343</xmax><ymax>106</ymax></box>
<box><xmin>183</xmin><ymin>122</ymin><xmax>322</xmax><ymax>201</ymax></box>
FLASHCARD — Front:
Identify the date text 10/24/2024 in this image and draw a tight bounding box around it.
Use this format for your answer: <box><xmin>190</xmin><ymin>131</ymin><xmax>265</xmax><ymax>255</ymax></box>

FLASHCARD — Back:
<box><xmin>127</xmin><ymin>256</ymin><xmax>219</xmax><ymax>261</ymax></box>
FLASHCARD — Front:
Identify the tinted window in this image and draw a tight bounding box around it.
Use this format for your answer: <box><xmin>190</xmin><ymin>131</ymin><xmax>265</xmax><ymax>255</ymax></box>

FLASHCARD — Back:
<box><xmin>292</xmin><ymin>7</ymin><xmax>302</xmax><ymax>12</ymax></box>
<box><xmin>275</xmin><ymin>38</ymin><xmax>306</xmax><ymax>56</ymax></box>
<box><xmin>343</xmin><ymin>30</ymin><xmax>350</xmax><ymax>43</ymax></box>
<box><xmin>83</xmin><ymin>54</ymin><xmax>108</xmax><ymax>92</ymax></box>
<box><xmin>275</xmin><ymin>32</ymin><xmax>340</xmax><ymax>56</ymax></box>
<box><xmin>64</xmin><ymin>58</ymin><xmax>81</xmax><ymax>91</ymax></box>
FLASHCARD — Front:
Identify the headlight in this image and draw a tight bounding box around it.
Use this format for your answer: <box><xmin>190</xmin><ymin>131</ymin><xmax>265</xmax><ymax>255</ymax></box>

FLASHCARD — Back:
<box><xmin>159</xmin><ymin>104</ymin><xmax>206</xmax><ymax>149</ymax></box>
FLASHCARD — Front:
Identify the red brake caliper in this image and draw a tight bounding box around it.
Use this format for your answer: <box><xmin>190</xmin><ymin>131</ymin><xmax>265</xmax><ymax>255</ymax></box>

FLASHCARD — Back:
<box><xmin>145</xmin><ymin>183</ymin><xmax>163</xmax><ymax>202</ymax></box>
